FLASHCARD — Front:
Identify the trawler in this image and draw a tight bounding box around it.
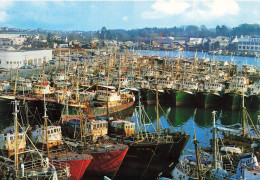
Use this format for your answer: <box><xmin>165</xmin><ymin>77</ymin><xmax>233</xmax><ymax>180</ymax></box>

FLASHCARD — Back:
<box><xmin>0</xmin><ymin>100</ymin><xmax>71</xmax><ymax>180</ymax></box>
<box><xmin>30</xmin><ymin>96</ymin><xmax>93</xmax><ymax>180</ymax></box>
<box><xmin>60</xmin><ymin>88</ymin><xmax>135</xmax><ymax>121</ymax></box>
<box><xmin>115</xmin><ymin>80</ymin><xmax>190</xmax><ymax>179</ymax></box>
<box><xmin>61</xmin><ymin>116</ymin><xmax>129</xmax><ymax>178</ymax></box>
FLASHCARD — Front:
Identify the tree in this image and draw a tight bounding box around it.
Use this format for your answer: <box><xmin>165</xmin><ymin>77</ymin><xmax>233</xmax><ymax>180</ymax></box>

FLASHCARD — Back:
<box><xmin>47</xmin><ymin>33</ymin><xmax>52</xmax><ymax>42</ymax></box>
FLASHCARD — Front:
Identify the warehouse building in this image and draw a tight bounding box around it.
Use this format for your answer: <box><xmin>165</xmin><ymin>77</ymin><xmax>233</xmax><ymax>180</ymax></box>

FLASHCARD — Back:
<box><xmin>238</xmin><ymin>37</ymin><xmax>260</xmax><ymax>52</ymax></box>
<box><xmin>0</xmin><ymin>49</ymin><xmax>52</xmax><ymax>69</ymax></box>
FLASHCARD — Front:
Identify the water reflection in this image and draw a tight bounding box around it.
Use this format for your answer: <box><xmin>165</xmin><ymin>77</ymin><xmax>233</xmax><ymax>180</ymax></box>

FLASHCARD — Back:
<box><xmin>124</xmin><ymin>104</ymin><xmax>259</xmax><ymax>149</ymax></box>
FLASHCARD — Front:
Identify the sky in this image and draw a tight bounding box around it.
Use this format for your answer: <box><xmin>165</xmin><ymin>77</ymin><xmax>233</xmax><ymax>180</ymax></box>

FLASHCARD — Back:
<box><xmin>0</xmin><ymin>0</ymin><xmax>260</xmax><ymax>31</ymax></box>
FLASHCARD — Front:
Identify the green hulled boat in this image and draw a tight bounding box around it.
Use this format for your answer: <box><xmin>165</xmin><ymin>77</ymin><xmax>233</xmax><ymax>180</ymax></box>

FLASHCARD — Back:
<box><xmin>176</xmin><ymin>90</ymin><xmax>195</xmax><ymax>107</ymax></box>
<box><xmin>246</xmin><ymin>94</ymin><xmax>260</xmax><ymax>110</ymax></box>
<box><xmin>176</xmin><ymin>81</ymin><xmax>199</xmax><ymax>107</ymax></box>
<box><xmin>222</xmin><ymin>92</ymin><xmax>242</xmax><ymax>110</ymax></box>
<box><xmin>196</xmin><ymin>92</ymin><xmax>222</xmax><ymax>109</ymax></box>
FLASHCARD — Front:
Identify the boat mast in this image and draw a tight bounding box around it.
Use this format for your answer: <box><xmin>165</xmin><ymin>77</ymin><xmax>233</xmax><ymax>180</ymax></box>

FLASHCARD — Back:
<box><xmin>75</xmin><ymin>59</ymin><xmax>79</xmax><ymax>104</ymax></box>
<box><xmin>155</xmin><ymin>64</ymin><xmax>160</xmax><ymax>134</ymax></box>
<box><xmin>13</xmin><ymin>100</ymin><xmax>19</xmax><ymax>177</ymax></box>
<box><xmin>137</xmin><ymin>90</ymin><xmax>143</xmax><ymax>136</ymax></box>
<box><xmin>212</xmin><ymin>111</ymin><xmax>218</xmax><ymax>169</ymax></box>
<box><xmin>242</xmin><ymin>91</ymin><xmax>246</xmax><ymax>137</ymax></box>
<box><xmin>43</xmin><ymin>93</ymin><xmax>50</xmax><ymax>157</ymax></box>
<box><xmin>194</xmin><ymin>129</ymin><xmax>202</xmax><ymax>180</ymax></box>
<box><xmin>10</xmin><ymin>66</ymin><xmax>13</xmax><ymax>83</ymax></box>
<box><xmin>83</xmin><ymin>54</ymin><xmax>86</xmax><ymax>85</ymax></box>
<box><xmin>118</xmin><ymin>54</ymin><xmax>121</xmax><ymax>95</ymax></box>
<box><xmin>13</xmin><ymin>68</ymin><xmax>19</xmax><ymax>96</ymax></box>
<box><xmin>106</xmin><ymin>56</ymin><xmax>110</xmax><ymax>118</ymax></box>
<box><xmin>59</xmin><ymin>50</ymin><xmax>61</xmax><ymax>72</ymax></box>
<box><xmin>40</xmin><ymin>60</ymin><xmax>45</xmax><ymax>96</ymax></box>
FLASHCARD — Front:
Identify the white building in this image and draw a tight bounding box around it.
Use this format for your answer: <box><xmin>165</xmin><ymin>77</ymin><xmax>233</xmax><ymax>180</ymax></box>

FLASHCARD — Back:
<box><xmin>0</xmin><ymin>49</ymin><xmax>52</xmax><ymax>69</ymax></box>
<box><xmin>238</xmin><ymin>37</ymin><xmax>260</xmax><ymax>52</ymax></box>
<box><xmin>0</xmin><ymin>34</ymin><xmax>27</xmax><ymax>45</ymax></box>
<box><xmin>189</xmin><ymin>38</ymin><xmax>203</xmax><ymax>45</ymax></box>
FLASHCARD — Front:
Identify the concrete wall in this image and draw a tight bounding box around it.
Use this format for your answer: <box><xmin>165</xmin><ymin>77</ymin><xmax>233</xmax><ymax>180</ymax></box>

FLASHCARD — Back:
<box><xmin>0</xmin><ymin>49</ymin><xmax>52</xmax><ymax>69</ymax></box>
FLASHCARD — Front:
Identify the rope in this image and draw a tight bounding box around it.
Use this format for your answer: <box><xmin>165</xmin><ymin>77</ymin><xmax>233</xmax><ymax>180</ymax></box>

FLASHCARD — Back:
<box><xmin>159</xmin><ymin>103</ymin><xmax>177</xmax><ymax>132</ymax></box>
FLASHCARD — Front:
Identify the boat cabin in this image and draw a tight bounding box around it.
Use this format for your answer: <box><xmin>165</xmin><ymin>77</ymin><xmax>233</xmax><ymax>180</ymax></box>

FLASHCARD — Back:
<box><xmin>156</xmin><ymin>77</ymin><xmax>174</xmax><ymax>89</ymax></box>
<box><xmin>0</xmin><ymin>129</ymin><xmax>26</xmax><ymax>156</ymax></box>
<box><xmin>180</xmin><ymin>81</ymin><xmax>199</xmax><ymax>91</ymax></box>
<box><xmin>96</xmin><ymin>90</ymin><xmax>121</xmax><ymax>103</ymax></box>
<box><xmin>85</xmin><ymin>120</ymin><xmax>108</xmax><ymax>140</ymax></box>
<box><xmin>229</xmin><ymin>83</ymin><xmax>248</xmax><ymax>93</ymax></box>
<box><xmin>204</xmin><ymin>82</ymin><xmax>225</xmax><ymax>93</ymax></box>
<box><xmin>109</xmin><ymin>119</ymin><xmax>135</xmax><ymax>136</ymax></box>
<box><xmin>32</xmin><ymin>82</ymin><xmax>54</xmax><ymax>95</ymax></box>
<box><xmin>55</xmin><ymin>72</ymin><xmax>66</xmax><ymax>81</ymax></box>
<box><xmin>31</xmin><ymin>126</ymin><xmax>62</xmax><ymax>148</ymax></box>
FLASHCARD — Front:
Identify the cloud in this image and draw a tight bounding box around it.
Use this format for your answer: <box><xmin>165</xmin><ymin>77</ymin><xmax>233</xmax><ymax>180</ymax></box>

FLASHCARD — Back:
<box><xmin>122</xmin><ymin>16</ymin><xmax>128</xmax><ymax>21</ymax></box>
<box><xmin>141</xmin><ymin>0</ymin><xmax>190</xmax><ymax>19</ymax></box>
<box><xmin>0</xmin><ymin>0</ymin><xmax>13</xmax><ymax>22</ymax></box>
<box><xmin>142</xmin><ymin>0</ymin><xmax>239</xmax><ymax>20</ymax></box>
<box><xmin>187</xmin><ymin>0</ymin><xmax>239</xmax><ymax>20</ymax></box>
<box><xmin>0</xmin><ymin>11</ymin><xmax>8</xmax><ymax>22</ymax></box>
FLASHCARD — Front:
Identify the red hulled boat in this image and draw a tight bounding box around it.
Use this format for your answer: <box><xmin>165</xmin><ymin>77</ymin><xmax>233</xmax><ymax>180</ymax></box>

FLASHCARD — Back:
<box><xmin>50</xmin><ymin>153</ymin><xmax>93</xmax><ymax>180</ymax></box>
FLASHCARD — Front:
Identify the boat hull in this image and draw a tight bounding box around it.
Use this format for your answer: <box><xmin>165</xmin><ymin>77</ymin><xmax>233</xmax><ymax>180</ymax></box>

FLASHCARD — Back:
<box><xmin>114</xmin><ymin>133</ymin><xmax>190</xmax><ymax>179</ymax></box>
<box><xmin>61</xmin><ymin>100</ymin><xmax>135</xmax><ymax>121</ymax></box>
<box><xmin>222</xmin><ymin>93</ymin><xmax>242</xmax><ymax>110</ymax></box>
<box><xmin>50</xmin><ymin>153</ymin><xmax>93</xmax><ymax>180</ymax></box>
<box><xmin>162</xmin><ymin>89</ymin><xmax>177</xmax><ymax>106</ymax></box>
<box><xmin>84</xmin><ymin>145</ymin><xmax>128</xmax><ymax>177</ymax></box>
<box><xmin>141</xmin><ymin>89</ymin><xmax>156</xmax><ymax>105</ymax></box>
<box><xmin>196</xmin><ymin>92</ymin><xmax>222</xmax><ymax>109</ymax></box>
<box><xmin>246</xmin><ymin>94</ymin><xmax>260</xmax><ymax>110</ymax></box>
<box><xmin>176</xmin><ymin>91</ymin><xmax>195</xmax><ymax>107</ymax></box>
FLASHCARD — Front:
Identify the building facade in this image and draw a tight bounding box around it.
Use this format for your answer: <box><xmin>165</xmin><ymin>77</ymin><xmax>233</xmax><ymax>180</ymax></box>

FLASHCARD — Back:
<box><xmin>238</xmin><ymin>37</ymin><xmax>260</xmax><ymax>52</ymax></box>
<box><xmin>0</xmin><ymin>34</ymin><xmax>27</xmax><ymax>45</ymax></box>
<box><xmin>0</xmin><ymin>49</ymin><xmax>52</xmax><ymax>69</ymax></box>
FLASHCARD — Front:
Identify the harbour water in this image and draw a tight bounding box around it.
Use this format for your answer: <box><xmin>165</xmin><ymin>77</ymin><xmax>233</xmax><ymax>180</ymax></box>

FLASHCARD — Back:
<box><xmin>135</xmin><ymin>50</ymin><xmax>260</xmax><ymax>68</ymax></box>
<box><xmin>1</xmin><ymin>100</ymin><xmax>259</xmax><ymax>152</ymax></box>
<box><xmin>122</xmin><ymin>104</ymin><xmax>260</xmax><ymax>152</ymax></box>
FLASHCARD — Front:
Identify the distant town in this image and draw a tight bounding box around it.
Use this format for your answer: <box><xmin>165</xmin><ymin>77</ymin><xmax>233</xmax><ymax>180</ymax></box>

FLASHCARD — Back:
<box><xmin>0</xmin><ymin>23</ymin><xmax>260</xmax><ymax>70</ymax></box>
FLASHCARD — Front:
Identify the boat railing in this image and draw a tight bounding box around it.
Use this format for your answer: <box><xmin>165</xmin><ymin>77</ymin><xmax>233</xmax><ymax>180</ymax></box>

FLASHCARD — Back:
<box><xmin>18</xmin><ymin>158</ymin><xmax>69</xmax><ymax>178</ymax></box>
<box><xmin>133</xmin><ymin>133</ymin><xmax>175</xmax><ymax>143</ymax></box>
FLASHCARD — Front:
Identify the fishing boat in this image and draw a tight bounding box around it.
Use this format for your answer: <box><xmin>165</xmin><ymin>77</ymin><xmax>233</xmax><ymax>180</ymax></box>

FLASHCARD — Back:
<box><xmin>217</xmin><ymin>94</ymin><xmax>260</xmax><ymax>156</ymax></box>
<box><xmin>222</xmin><ymin>76</ymin><xmax>249</xmax><ymax>110</ymax></box>
<box><xmin>30</xmin><ymin>97</ymin><xmax>93</xmax><ymax>180</ymax></box>
<box><xmin>61</xmin><ymin>116</ymin><xmax>129</xmax><ymax>178</ymax></box>
<box><xmin>0</xmin><ymin>100</ymin><xmax>71</xmax><ymax>180</ymax></box>
<box><xmin>196</xmin><ymin>81</ymin><xmax>225</xmax><ymax>109</ymax></box>
<box><xmin>246</xmin><ymin>82</ymin><xmax>260</xmax><ymax>110</ymax></box>
<box><xmin>114</xmin><ymin>81</ymin><xmax>190</xmax><ymax>179</ymax></box>
<box><xmin>176</xmin><ymin>81</ymin><xmax>199</xmax><ymax>107</ymax></box>
<box><xmin>60</xmin><ymin>88</ymin><xmax>135</xmax><ymax>120</ymax></box>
